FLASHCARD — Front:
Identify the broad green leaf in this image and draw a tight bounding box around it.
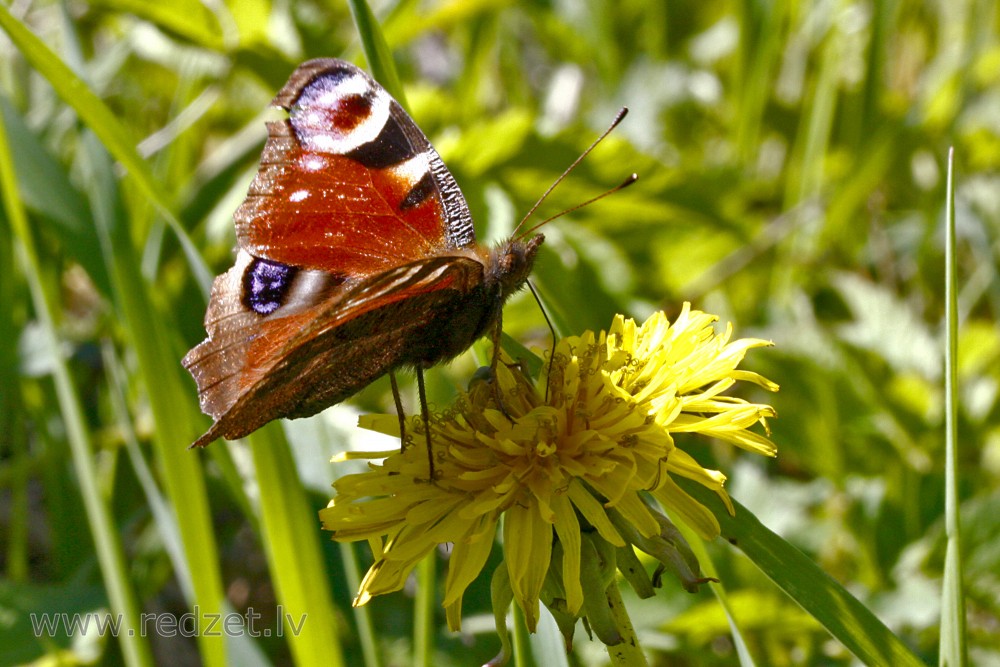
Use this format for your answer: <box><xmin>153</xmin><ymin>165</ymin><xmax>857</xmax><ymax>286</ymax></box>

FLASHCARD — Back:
<box><xmin>678</xmin><ymin>479</ymin><xmax>925</xmax><ymax>667</ymax></box>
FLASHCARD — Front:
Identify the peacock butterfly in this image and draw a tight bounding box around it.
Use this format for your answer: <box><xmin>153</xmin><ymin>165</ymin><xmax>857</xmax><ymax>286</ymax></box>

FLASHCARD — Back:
<box><xmin>183</xmin><ymin>58</ymin><xmax>542</xmax><ymax>449</ymax></box>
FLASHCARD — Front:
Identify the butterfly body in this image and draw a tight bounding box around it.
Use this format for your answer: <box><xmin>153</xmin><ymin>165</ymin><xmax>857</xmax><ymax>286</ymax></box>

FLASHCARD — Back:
<box><xmin>183</xmin><ymin>59</ymin><xmax>542</xmax><ymax>448</ymax></box>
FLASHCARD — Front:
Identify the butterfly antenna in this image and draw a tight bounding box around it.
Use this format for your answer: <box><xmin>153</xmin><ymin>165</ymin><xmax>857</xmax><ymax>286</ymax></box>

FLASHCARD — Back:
<box><xmin>511</xmin><ymin>107</ymin><xmax>630</xmax><ymax>237</ymax></box>
<box><xmin>519</xmin><ymin>172</ymin><xmax>637</xmax><ymax>238</ymax></box>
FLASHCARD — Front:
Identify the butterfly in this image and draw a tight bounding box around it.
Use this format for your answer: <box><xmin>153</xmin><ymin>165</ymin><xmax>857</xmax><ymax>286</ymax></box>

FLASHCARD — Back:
<box><xmin>183</xmin><ymin>58</ymin><xmax>543</xmax><ymax>451</ymax></box>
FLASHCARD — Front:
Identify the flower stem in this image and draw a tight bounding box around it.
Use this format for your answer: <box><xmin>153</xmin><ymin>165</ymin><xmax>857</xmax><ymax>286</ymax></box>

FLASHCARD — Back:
<box><xmin>604</xmin><ymin>584</ymin><xmax>648</xmax><ymax>666</ymax></box>
<box><xmin>414</xmin><ymin>554</ymin><xmax>436</xmax><ymax>667</ymax></box>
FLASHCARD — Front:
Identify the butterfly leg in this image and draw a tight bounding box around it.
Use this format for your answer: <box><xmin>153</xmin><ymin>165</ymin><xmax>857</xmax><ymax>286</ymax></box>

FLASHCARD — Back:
<box><xmin>526</xmin><ymin>280</ymin><xmax>558</xmax><ymax>402</ymax></box>
<box><xmin>488</xmin><ymin>313</ymin><xmax>516</xmax><ymax>422</ymax></box>
<box><xmin>416</xmin><ymin>367</ymin><xmax>436</xmax><ymax>480</ymax></box>
<box><xmin>389</xmin><ymin>370</ymin><xmax>408</xmax><ymax>450</ymax></box>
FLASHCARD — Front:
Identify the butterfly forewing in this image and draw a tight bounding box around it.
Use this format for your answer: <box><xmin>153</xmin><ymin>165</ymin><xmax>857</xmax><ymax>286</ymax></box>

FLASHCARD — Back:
<box><xmin>236</xmin><ymin>59</ymin><xmax>475</xmax><ymax>274</ymax></box>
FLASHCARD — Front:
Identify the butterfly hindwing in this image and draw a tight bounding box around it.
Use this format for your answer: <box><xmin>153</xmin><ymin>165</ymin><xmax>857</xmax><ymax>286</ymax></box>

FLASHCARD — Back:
<box><xmin>184</xmin><ymin>254</ymin><xmax>489</xmax><ymax>447</ymax></box>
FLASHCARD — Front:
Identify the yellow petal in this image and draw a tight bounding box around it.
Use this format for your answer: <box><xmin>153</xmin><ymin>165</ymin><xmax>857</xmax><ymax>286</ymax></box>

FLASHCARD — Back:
<box><xmin>502</xmin><ymin>503</ymin><xmax>552</xmax><ymax>632</ymax></box>
<box><xmin>567</xmin><ymin>480</ymin><xmax>624</xmax><ymax>546</ymax></box>
<box><xmin>651</xmin><ymin>476</ymin><xmax>722</xmax><ymax>540</ymax></box>
<box><xmin>443</xmin><ymin>514</ymin><xmax>498</xmax><ymax>608</ymax></box>
<box><xmin>551</xmin><ymin>493</ymin><xmax>584</xmax><ymax>615</ymax></box>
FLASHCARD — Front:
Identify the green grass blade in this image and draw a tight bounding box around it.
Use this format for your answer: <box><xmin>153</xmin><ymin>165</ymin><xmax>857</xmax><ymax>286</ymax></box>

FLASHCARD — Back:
<box><xmin>340</xmin><ymin>541</ymin><xmax>383</xmax><ymax>667</ymax></box>
<box><xmin>0</xmin><ymin>4</ymin><xmax>213</xmax><ymax>296</ymax></box>
<box><xmin>789</xmin><ymin>20</ymin><xmax>839</xmax><ymax>206</ymax></box>
<box><xmin>0</xmin><ymin>165</ymin><xmax>26</xmax><ymax>587</ymax></box>
<box><xmin>414</xmin><ymin>555</ymin><xmax>436</xmax><ymax>667</ymax></box>
<box><xmin>673</xmin><ymin>516</ymin><xmax>757</xmax><ymax>666</ymax></box>
<box><xmin>511</xmin><ymin>603</ymin><xmax>538</xmax><ymax>667</ymax></box>
<box><xmin>81</xmin><ymin>133</ymin><xmax>228</xmax><ymax>667</ymax></box>
<box><xmin>526</xmin><ymin>609</ymin><xmax>570</xmax><ymax>667</ymax></box>
<box><xmin>346</xmin><ymin>0</ymin><xmax>408</xmax><ymax>108</ymax></box>
<box><xmin>0</xmin><ymin>98</ymin><xmax>108</xmax><ymax>294</ymax></box>
<box><xmin>940</xmin><ymin>147</ymin><xmax>967</xmax><ymax>667</ymax></box>
<box><xmin>250</xmin><ymin>424</ymin><xmax>345</xmax><ymax>667</ymax></box>
<box><xmin>8</xmin><ymin>9</ymin><xmax>233</xmax><ymax>661</ymax></box>
<box><xmin>0</xmin><ymin>96</ymin><xmax>154</xmax><ymax>667</ymax></box>
<box><xmin>91</xmin><ymin>0</ymin><xmax>227</xmax><ymax>50</ymax></box>
<box><xmin>102</xmin><ymin>341</ymin><xmax>192</xmax><ymax>591</ymax></box>
<box><xmin>104</xmin><ymin>339</ymin><xmax>266</xmax><ymax>660</ymax></box>
<box><xmin>103</xmin><ymin>341</ymin><xmax>265</xmax><ymax>667</ymax></box>
<box><xmin>733</xmin><ymin>0</ymin><xmax>785</xmax><ymax>163</ymax></box>
<box><xmin>677</xmin><ymin>478</ymin><xmax>926</xmax><ymax>667</ymax></box>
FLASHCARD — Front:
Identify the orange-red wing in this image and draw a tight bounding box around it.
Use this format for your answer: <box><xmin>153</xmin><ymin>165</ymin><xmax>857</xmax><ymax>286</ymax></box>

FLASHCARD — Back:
<box><xmin>234</xmin><ymin>59</ymin><xmax>476</xmax><ymax>275</ymax></box>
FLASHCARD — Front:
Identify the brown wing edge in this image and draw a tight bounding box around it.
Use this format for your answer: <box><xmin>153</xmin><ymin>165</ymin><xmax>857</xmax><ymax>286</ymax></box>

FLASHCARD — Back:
<box><xmin>271</xmin><ymin>58</ymin><xmax>349</xmax><ymax>110</ymax></box>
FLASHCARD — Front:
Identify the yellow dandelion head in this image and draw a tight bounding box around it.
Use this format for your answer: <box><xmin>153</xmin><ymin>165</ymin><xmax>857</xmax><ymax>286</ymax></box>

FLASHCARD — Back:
<box><xmin>320</xmin><ymin>306</ymin><xmax>779</xmax><ymax>648</ymax></box>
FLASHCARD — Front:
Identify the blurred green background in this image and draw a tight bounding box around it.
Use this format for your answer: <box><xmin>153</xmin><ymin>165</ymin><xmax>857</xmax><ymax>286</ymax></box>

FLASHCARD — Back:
<box><xmin>1</xmin><ymin>0</ymin><xmax>998</xmax><ymax>665</ymax></box>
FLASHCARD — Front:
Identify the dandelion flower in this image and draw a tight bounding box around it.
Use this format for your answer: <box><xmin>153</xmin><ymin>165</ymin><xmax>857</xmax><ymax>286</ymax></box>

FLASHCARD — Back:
<box><xmin>320</xmin><ymin>305</ymin><xmax>778</xmax><ymax>653</ymax></box>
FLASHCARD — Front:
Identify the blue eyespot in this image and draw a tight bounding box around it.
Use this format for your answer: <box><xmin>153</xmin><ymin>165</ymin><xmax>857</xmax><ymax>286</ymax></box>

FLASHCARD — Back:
<box><xmin>243</xmin><ymin>257</ymin><xmax>298</xmax><ymax>315</ymax></box>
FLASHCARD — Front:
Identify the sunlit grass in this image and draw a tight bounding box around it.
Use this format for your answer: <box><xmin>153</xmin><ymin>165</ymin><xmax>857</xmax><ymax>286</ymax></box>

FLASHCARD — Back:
<box><xmin>3</xmin><ymin>0</ymin><xmax>994</xmax><ymax>665</ymax></box>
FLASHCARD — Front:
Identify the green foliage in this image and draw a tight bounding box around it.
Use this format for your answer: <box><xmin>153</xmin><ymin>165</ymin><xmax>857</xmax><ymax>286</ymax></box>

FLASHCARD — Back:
<box><xmin>2</xmin><ymin>0</ymin><xmax>997</xmax><ymax>665</ymax></box>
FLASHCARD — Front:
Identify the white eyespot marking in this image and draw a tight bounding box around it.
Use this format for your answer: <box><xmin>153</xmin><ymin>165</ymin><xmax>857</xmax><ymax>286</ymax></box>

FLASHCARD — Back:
<box><xmin>300</xmin><ymin>155</ymin><xmax>328</xmax><ymax>172</ymax></box>
<box><xmin>281</xmin><ymin>269</ymin><xmax>342</xmax><ymax>313</ymax></box>
<box><xmin>291</xmin><ymin>71</ymin><xmax>391</xmax><ymax>155</ymax></box>
<box><xmin>289</xmin><ymin>189</ymin><xmax>310</xmax><ymax>203</ymax></box>
<box><xmin>389</xmin><ymin>152</ymin><xmax>431</xmax><ymax>188</ymax></box>
<box><xmin>309</xmin><ymin>72</ymin><xmax>370</xmax><ymax>109</ymax></box>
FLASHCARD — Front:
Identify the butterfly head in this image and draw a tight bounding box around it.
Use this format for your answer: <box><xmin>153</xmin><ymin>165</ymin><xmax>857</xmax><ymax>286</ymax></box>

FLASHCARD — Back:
<box><xmin>488</xmin><ymin>234</ymin><xmax>544</xmax><ymax>298</ymax></box>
